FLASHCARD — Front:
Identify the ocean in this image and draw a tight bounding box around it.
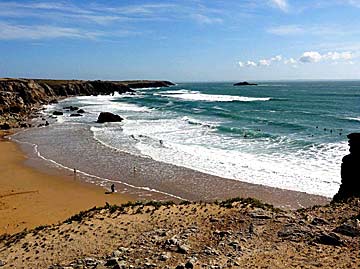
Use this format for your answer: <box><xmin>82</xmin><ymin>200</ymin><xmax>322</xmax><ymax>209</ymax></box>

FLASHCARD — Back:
<box><xmin>13</xmin><ymin>81</ymin><xmax>360</xmax><ymax>198</ymax></box>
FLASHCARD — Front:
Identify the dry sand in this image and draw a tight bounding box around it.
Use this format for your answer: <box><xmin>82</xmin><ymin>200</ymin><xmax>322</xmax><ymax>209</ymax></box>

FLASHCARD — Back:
<box><xmin>0</xmin><ymin>132</ymin><xmax>134</xmax><ymax>235</ymax></box>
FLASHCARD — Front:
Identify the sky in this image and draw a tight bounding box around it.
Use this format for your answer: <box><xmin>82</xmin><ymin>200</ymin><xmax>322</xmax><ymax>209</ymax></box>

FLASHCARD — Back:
<box><xmin>0</xmin><ymin>0</ymin><xmax>360</xmax><ymax>82</ymax></box>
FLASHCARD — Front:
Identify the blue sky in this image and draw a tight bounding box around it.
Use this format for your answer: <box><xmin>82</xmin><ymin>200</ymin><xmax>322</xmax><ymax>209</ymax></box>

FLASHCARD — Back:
<box><xmin>0</xmin><ymin>0</ymin><xmax>359</xmax><ymax>81</ymax></box>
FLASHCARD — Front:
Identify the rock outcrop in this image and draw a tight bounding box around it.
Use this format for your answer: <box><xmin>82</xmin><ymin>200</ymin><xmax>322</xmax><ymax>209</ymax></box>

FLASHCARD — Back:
<box><xmin>0</xmin><ymin>78</ymin><xmax>173</xmax><ymax>128</ymax></box>
<box><xmin>2</xmin><ymin>198</ymin><xmax>359</xmax><ymax>268</ymax></box>
<box><xmin>122</xmin><ymin>80</ymin><xmax>175</xmax><ymax>89</ymax></box>
<box><xmin>97</xmin><ymin>112</ymin><xmax>123</xmax><ymax>123</ymax></box>
<box><xmin>233</xmin><ymin>81</ymin><xmax>258</xmax><ymax>86</ymax></box>
<box><xmin>333</xmin><ymin>133</ymin><xmax>360</xmax><ymax>202</ymax></box>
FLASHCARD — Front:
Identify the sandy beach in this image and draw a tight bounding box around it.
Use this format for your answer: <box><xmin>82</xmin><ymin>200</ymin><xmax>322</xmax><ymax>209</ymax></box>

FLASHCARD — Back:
<box><xmin>13</xmin><ymin>123</ymin><xmax>330</xmax><ymax>211</ymax></box>
<box><xmin>0</xmin><ymin>131</ymin><xmax>134</xmax><ymax>235</ymax></box>
<box><xmin>1</xmin><ymin>122</ymin><xmax>331</xmax><ymax>236</ymax></box>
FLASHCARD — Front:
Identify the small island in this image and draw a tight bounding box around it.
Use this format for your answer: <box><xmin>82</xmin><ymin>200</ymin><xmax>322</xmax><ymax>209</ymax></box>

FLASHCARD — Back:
<box><xmin>233</xmin><ymin>81</ymin><xmax>258</xmax><ymax>86</ymax></box>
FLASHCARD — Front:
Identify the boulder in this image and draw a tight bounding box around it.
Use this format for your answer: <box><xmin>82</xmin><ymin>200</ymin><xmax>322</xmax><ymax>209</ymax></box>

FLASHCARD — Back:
<box><xmin>77</xmin><ymin>109</ymin><xmax>85</xmax><ymax>113</ymax></box>
<box><xmin>53</xmin><ymin>111</ymin><xmax>63</xmax><ymax>116</ymax></box>
<box><xmin>333</xmin><ymin>133</ymin><xmax>360</xmax><ymax>202</ymax></box>
<box><xmin>70</xmin><ymin>113</ymin><xmax>82</xmax><ymax>117</ymax></box>
<box><xmin>97</xmin><ymin>112</ymin><xmax>123</xmax><ymax>123</ymax></box>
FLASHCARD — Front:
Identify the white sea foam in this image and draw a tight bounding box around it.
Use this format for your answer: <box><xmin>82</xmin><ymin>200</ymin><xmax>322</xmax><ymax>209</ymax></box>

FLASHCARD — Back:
<box><xmin>133</xmin><ymin>87</ymin><xmax>162</xmax><ymax>90</ymax></box>
<box><xmin>87</xmin><ymin>112</ymin><xmax>345</xmax><ymax>197</ymax></box>
<box><xmin>46</xmin><ymin>96</ymin><xmax>151</xmax><ymax>124</ymax></box>
<box><xmin>134</xmin><ymin>138</ymin><xmax>345</xmax><ymax>197</ymax></box>
<box><xmin>158</xmin><ymin>89</ymin><xmax>200</xmax><ymax>94</ymax></box>
<box><xmin>161</xmin><ymin>92</ymin><xmax>271</xmax><ymax>102</ymax></box>
<box><xmin>347</xmin><ymin>117</ymin><xmax>360</xmax><ymax>122</ymax></box>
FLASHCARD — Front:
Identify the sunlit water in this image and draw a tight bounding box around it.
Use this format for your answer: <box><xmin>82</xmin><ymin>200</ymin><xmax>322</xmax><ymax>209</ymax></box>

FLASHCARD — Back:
<box><xmin>15</xmin><ymin>81</ymin><xmax>360</xmax><ymax>197</ymax></box>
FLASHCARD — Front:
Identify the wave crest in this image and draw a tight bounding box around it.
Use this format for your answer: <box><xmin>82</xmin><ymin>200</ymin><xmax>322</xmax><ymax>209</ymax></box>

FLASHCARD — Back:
<box><xmin>162</xmin><ymin>92</ymin><xmax>271</xmax><ymax>102</ymax></box>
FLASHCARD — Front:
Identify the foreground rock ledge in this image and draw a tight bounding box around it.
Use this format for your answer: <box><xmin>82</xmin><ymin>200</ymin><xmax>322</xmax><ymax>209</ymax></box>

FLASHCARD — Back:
<box><xmin>333</xmin><ymin>133</ymin><xmax>360</xmax><ymax>202</ymax></box>
<box><xmin>1</xmin><ymin>198</ymin><xmax>359</xmax><ymax>268</ymax></box>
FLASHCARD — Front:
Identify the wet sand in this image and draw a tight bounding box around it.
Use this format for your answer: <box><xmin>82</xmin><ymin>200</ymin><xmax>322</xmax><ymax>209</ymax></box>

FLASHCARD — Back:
<box><xmin>0</xmin><ymin>132</ymin><xmax>134</xmax><ymax>235</ymax></box>
<box><xmin>13</xmin><ymin>125</ymin><xmax>330</xmax><ymax>212</ymax></box>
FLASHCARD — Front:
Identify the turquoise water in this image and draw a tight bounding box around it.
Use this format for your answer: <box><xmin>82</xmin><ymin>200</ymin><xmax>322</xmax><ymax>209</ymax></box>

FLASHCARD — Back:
<box><xmin>31</xmin><ymin>81</ymin><xmax>360</xmax><ymax>197</ymax></box>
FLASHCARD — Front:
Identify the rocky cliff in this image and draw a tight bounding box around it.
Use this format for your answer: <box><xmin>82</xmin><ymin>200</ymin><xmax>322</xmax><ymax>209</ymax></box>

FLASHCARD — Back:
<box><xmin>333</xmin><ymin>133</ymin><xmax>360</xmax><ymax>202</ymax></box>
<box><xmin>120</xmin><ymin>80</ymin><xmax>175</xmax><ymax>89</ymax></box>
<box><xmin>0</xmin><ymin>78</ymin><xmax>172</xmax><ymax>129</ymax></box>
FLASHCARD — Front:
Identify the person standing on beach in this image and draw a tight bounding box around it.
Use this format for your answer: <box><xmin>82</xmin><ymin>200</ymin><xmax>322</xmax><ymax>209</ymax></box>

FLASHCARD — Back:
<box><xmin>111</xmin><ymin>184</ymin><xmax>115</xmax><ymax>193</ymax></box>
<box><xmin>73</xmin><ymin>168</ymin><xmax>76</xmax><ymax>179</ymax></box>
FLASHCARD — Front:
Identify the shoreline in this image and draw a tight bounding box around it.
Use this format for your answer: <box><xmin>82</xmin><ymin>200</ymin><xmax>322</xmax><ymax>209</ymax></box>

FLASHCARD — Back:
<box><xmin>11</xmin><ymin>125</ymin><xmax>330</xmax><ymax>211</ymax></box>
<box><xmin>0</xmin><ymin>131</ymin><xmax>135</xmax><ymax>235</ymax></box>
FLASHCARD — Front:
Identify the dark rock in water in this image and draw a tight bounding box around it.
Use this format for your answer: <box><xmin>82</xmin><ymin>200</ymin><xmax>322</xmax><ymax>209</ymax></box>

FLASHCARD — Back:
<box><xmin>70</xmin><ymin>113</ymin><xmax>82</xmax><ymax>117</ymax></box>
<box><xmin>49</xmin><ymin>99</ymin><xmax>58</xmax><ymax>104</ymax></box>
<box><xmin>77</xmin><ymin>109</ymin><xmax>85</xmax><ymax>113</ymax></box>
<box><xmin>233</xmin><ymin>81</ymin><xmax>258</xmax><ymax>86</ymax></box>
<box><xmin>333</xmin><ymin>133</ymin><xmax>360</xmax><ymax>202</ymax></box>
<box><xmin>0</xmin><ymin>123</ymin><xmax>10</xmax><ymax>130</ymax></box>
<box><xmin>53</xmin><ymin>111</ymin><xmax>63</xmax><ymax>116</ymax></box>
<box><xmin>97</xmin><ymin>112</ymin><xmax>123</xmax><ymax>123</ymax></box>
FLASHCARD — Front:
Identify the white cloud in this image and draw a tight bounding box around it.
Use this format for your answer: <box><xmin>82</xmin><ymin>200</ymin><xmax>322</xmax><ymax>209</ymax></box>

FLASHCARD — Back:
<box><xmin>267</xmin><ymin>24</ymin><xmax>360</xmax><ymax>37</ymax></box>
<box><xmin>299</xmin><ymin>51</ymin><xmax>323</xmax><ymax>63</ymax></box>
<box><xmin>0</xmin><ymin>22</ymin><xmax>102</xmax><ymax>40</ymax></box>
<box><xmin>191</xmin><ymin>14</ymin><xmax>223</xmax><ymax>25</ymax></box>
<box><xmin>284</xmin><ymin>58</ymin><xmax>297</xmax><ymax>64</ymax></box>
<box><xmin>271</xmin><ymin>55</ymin><xmax>282</xmax><ymax>62</ymax></box>
<box><xmin>246</xmin><ymin>61</ymin><xmax>257</xmax><ymax>67</ymax></box>
<box><xmin>239</xmin><ymin>55</ymin><xmax>283</xmax><ymax>68</ymax></box>
<box><xmin>299</xmin><ymin>51</ymin><xmax>353</xmax><ymax>63</ymax></box>
<box><xmin>267</xmin><ymin>25</ymin><xmax>304</xmax><ymax>35</ymax></box>
<box><xmin>259</xmin><ymin>59</ymin><xmax>271</xmax><ymax>66</ymax></box>
<box><xmin>238</xmin><ymin>51</ymin><xmax>355</xmax><ymax>68</ymax></box>
<box><xmin>270</xmin><ymin>0</ymin><xmax>289</xmax><ymax>11</ymax></box>
<box><xmin>324</xmin><ymin>51</ymin><xmax>353</xmax><ymax>60</ymax></box>
<box><xmin>0</xmin><ymin>1</ymin><xmax>225</xmax><ymax>41</ymax></box>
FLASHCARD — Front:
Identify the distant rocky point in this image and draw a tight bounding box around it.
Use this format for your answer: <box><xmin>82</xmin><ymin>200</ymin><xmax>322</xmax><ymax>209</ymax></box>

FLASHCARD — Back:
<box><xmin>118</xmin><ymin>80</ymin><xmax>175</xmax><ymax>89</ymax></box>
<box><xmin>233</xmin><ymin>81</ymin><xmax>258</xmax><ymax>86</ymax></box>
<box><xmin>0</xmin><ymin>78</ymin><xmax>174</xmax><ymax>129</ymax></box>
